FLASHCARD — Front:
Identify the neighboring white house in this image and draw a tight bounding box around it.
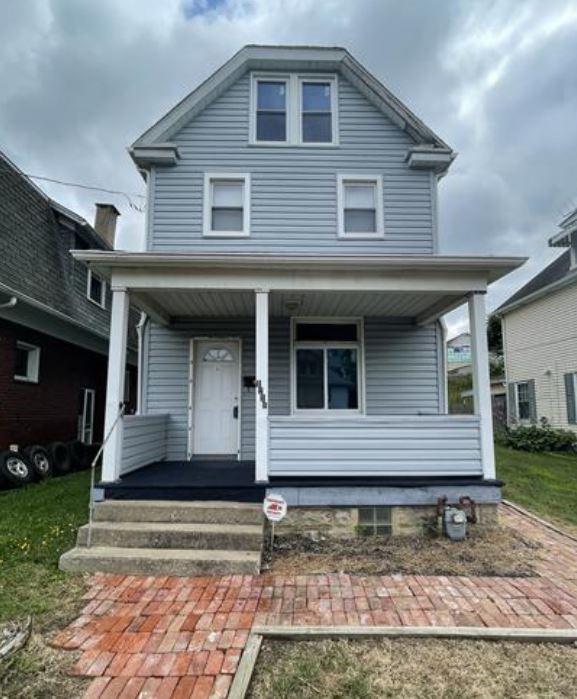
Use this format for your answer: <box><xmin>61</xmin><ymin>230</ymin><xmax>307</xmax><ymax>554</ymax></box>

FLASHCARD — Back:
<box><xmin>60</xmin><ymin>46</ymin><xmax>525</xmax><ymax>576</ymax></box>
<box><xmin>497</xmin><ymin>209</ymin><xmax>577</xmax><ymax>432</ymax></box>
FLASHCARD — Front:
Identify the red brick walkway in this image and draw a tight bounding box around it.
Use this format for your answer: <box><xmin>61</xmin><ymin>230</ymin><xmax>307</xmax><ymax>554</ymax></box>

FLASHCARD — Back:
<box><xmin>52</xmin><ymin>503</ymin><xmax>577</xmax><ymax>698</ymax></box>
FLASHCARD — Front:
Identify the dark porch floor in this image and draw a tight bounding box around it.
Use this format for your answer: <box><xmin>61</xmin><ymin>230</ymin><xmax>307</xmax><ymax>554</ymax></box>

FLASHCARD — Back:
<box><xmin>100</xmin><ymin>459</ymin><xmax>501</xmax><ymax>503</ymax></box>
<box><xmin>100</xmin><ymin>460</ymin><xmax>264</xmax><ymax>502</ymax></box>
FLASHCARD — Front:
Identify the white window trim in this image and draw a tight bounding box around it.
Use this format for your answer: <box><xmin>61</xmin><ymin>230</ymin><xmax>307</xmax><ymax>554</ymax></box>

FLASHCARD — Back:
<box><xmin>337</xmin><ymin>174</ymin><xmax>384</xmax><ymax>239</ymax></box>
<box><xmin>87</xmin><ymin>268</ymin><xmax>106</xmax><ymax>309</ymax></box>
<box><xmin>202</xmin><ymin>173</ymin><xmax>251</xmax><ymax>238</ymax></box>
<box><xmin>14</xmin><ymin>341</ymin><xmax>40</xmax><ymax>383</ymax></box>
<box><xmin>249</xmin><ymin>72</ymin><xmax>339</xmax><ymax>147</ymax></box>
<box><xmin>290</xmin><ymin>317</ymin><xmax>364</xmax><ymax>415</ymax></box>
<box><xmin>81</xmin><ymin>388</ymin><xmax>96</xmax><ymax>445</ymax></box>
<box><xmin>515</xmin><ymin>381</ymin><xmax>531</xmax><ymax>424</ymax></box>
<box><xmin>297</xmin><ymin>75</ymin><xmax>339</xmax><ymax>147</ymax></box>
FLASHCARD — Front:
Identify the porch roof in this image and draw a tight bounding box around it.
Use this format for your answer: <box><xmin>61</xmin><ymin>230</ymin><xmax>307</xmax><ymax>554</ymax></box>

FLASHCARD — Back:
<box><xmin>73</xmin><ymin>251</ymin><xmax>525</xmax><ymax>325</ymax></box>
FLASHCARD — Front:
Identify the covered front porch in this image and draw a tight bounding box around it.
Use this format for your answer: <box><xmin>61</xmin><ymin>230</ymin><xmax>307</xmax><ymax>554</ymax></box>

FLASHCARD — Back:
<box><xmin>74</xmin><ymin>251</ymin><xmax>522</xmax><ymax>492</ymax></box>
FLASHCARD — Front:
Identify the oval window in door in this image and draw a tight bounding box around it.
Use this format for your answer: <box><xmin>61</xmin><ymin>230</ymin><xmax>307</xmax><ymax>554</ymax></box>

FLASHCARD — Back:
<box><xmin>202</xmin><ymin>347</ymin><xmax>234</xmax><ymax>362</ymax></box>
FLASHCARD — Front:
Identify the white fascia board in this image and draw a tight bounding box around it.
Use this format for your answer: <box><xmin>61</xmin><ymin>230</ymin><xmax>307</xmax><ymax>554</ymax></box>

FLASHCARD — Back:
<box><xmin>130</xmin><ymin>45</ymin><xmax>454</xmax><ymax>154</ymax></box>
<box><xmin>496</xmin><ymin>269</ymin><xmax>577</xmax><ymax>316</ymax></box>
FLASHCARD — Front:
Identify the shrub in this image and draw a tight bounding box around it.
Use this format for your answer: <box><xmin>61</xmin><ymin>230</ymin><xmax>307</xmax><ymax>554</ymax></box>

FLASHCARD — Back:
<box><xmin>500</xmin><ymin>420</ymin><xmax>577</xmax><ymax>453</ymax></box>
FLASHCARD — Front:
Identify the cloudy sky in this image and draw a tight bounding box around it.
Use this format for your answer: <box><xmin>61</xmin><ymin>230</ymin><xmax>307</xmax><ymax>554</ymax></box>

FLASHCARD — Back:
<box><xmin>2</xmin><ymin>0</ymin><xmax>577</xmax><ymax>335</ymax></box>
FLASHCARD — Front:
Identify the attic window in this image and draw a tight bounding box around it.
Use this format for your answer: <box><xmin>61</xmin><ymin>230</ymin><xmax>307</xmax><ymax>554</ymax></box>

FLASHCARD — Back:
<box><xmin>250</xmin><ymin>73</ymin><xmax>338</xmax><ymax>146</ymax></box>
<box><xmin>256</xmin><ymin>80</ymin><xmax>287</xmax><ymax>142</ymax></box>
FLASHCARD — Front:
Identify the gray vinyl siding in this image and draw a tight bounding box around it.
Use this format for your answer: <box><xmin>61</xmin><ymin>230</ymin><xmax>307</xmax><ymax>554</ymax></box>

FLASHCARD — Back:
<box><xmin>268</xmin><ymin>415</ymin><xmax>482</xmax><ymax>476</ymax></box>
<box><xmin>121</xmin><ymin>414</ymin><xmax>167</xmax><ymax>475</ymax></box>
<box><xmin>364</xmin><ymin>318</ymin><xmax>441</xmax><ymax>415</ymax></box>
<box><xmin>143</xmin><ymin>315</ymin><xmax>442</xmax><ymax>461</ymax></box>
<box><xmin>150</xmin><ymin>72</ymin><xmax>434</xmax><ymax>255</ymax></box>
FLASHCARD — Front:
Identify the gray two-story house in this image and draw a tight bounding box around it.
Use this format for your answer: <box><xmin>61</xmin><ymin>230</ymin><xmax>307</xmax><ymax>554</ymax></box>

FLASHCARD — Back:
<box><xmin>62</xmin><ymin>46</ymin><xmax>524</xmax><ymax>576</ymax></box>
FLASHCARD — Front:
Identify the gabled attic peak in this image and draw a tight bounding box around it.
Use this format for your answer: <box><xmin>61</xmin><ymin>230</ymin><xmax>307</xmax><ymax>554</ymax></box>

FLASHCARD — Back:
<box><xmin>129</xmin><ymin>44</ymin><xmax>454</xmax><ymax>169</ymax></box>
<box><xmin>549</xmin><ymin>206</ymin><xmax>577</xmax><ymax>269</ymax></box>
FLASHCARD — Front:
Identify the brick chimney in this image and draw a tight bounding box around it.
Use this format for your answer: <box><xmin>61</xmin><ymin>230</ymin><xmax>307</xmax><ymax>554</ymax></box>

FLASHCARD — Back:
<box><xmin>94</xmin><ymin>203</ymin><xmax>120</xmax><ymax>249</ymax></box>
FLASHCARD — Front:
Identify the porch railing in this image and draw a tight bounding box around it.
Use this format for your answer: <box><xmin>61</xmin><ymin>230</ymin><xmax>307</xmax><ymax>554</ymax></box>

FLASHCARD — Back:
<box><xmin>120</xmin><ymin>414</ymin><xmax>168</xmax><ymax>476</ymax></box>
<box><xmin>268</xmin><ymin>414</ymin><xmax>483</xmax><ymax>478</ymax></box>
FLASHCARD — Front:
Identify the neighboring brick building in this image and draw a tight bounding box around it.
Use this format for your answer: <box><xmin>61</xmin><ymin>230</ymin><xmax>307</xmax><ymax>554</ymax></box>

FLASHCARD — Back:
<box><xmin>0</xmin><ymin>150</ymin><xmax>138</xmax><ymax>450</ymax></box>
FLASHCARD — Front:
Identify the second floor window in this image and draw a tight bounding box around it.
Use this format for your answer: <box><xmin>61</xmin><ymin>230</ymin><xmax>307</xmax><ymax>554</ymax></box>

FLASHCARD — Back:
<box><xmin>87</xmin><ymin>269</ymin><xmax>106</xmax><ymax>308</ymax></box>
<box><xmin>337</xmin><ymin>175</ymin><xmax>384</xmax><ymax>238</ymax></box>
<box><xmin>203</xmin><ymin>174</ymin><xmax>250</xmax><ymax>237</ymax></box>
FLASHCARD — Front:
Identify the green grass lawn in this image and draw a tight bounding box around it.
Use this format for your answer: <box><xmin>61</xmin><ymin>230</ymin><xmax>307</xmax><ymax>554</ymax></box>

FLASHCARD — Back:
<box><xmin>0</xmin><ymin>470</ymin><xmax>92</xmax><ymax>626</ymax></box>
<box><xmin>496</xmin><ymin>445</ymin><xmax>577</xmax><ymax>529</ymax></box>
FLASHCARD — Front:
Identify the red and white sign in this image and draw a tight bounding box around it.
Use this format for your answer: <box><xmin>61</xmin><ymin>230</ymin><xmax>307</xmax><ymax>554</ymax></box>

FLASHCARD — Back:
<box><xmin>263</xmin><ymin>493</ymin><xmax>287</xmax><ymax>522</ymax></box>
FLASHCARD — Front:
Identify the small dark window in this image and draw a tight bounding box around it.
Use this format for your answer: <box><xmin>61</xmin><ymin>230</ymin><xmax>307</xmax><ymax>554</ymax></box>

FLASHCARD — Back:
<box><xmin>88</xmin><ymin>271</ymin><xmax>105</xmax><ymax>307</ymax></box>
<box><xmin>295</xmin><ymin>323</ymin><xmax>358</xmax><ymax>342</ymax></box>
<box><xmin>256</xmin><ymin>81</ymin><xmax>287</xmax><ymax>142</ymax></box>
<box><xmin>517</xmin><ymin>382</ymin><xmax>531</xmax><ymax>421</ymax></box>
<box><xmin>14</xmin><ymin>347</ymin><xmax>29</xmax><ymax>378</ymax></box>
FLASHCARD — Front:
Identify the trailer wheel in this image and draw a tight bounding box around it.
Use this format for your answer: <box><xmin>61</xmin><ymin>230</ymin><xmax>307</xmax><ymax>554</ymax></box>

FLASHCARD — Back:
<box><xmin>48</xmin><ymin>442</ymin><xmax>72</xmax><ymax>475</ymax></box>
<box><xmin>23</xmin><ymin>445</ymin><xmax>53</xmax><ymax>479</ymax></box>
<box><xmin>0</xmin><ymin>451</ymin><xmax>34</xmax><ymax>488</ymax></box>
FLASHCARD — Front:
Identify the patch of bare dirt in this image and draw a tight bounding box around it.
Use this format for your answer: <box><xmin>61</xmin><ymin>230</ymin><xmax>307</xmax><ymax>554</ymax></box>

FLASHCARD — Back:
<box><xmin>265</xmin><ymin>526</ymin><xmax>542</xmax><ymax>577</ymax></box>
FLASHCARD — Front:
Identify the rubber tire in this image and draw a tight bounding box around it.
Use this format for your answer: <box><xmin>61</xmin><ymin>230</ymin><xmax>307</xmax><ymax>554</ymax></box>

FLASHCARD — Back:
<box><xmin>48</xmin><ymin>442</ymin><xmax>73</xmax><ymax>476</ymax></box>
<box><xmin>68</xmin><ymin>440</ymin><xmax>89</xmax><ymax>470</ymax></box>
<box><xmin>0</xmin><ymin>450</ymin><xmax>34</xmax><ymax>488</ymax></box>
<box><xmin>23</xmin><ymin>445</ymin><xmax>53</xmax><ymax>480</ymax></box>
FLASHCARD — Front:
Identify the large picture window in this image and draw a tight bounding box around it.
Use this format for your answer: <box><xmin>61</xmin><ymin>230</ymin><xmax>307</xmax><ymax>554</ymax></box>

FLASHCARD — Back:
<box><xmin>293</xmin><ymin>320</ymin><xmax>361</xmax><ymax>412</ymax></box>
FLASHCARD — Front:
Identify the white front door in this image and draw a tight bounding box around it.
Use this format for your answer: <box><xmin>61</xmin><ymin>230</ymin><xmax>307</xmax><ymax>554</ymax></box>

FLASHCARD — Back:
<box><xmin>192</xmin><ymin>340</ymin><xmax>240</xmax><ymax>456</ymax></box>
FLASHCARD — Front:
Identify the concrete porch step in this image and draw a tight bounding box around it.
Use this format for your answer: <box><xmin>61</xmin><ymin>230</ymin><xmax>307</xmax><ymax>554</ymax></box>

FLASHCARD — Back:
<box><xmin>59</xmin><ymin>545</ymin><xmax>261</xmax><ymax>577</ymax></box>
<box><xmin>76</xmin><ymin>521</ymin><xmax>263</xmax><ymax>551</ymax></box>
<box><xmin>93</xmin><ymin>500</ymin><xmax>263</xmax><ymax>525</ymax></box>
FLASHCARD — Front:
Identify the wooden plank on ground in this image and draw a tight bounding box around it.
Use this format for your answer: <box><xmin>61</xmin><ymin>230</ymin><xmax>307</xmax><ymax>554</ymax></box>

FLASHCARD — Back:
<box><xmin>228</xmin><ymin>633</ymin><xmax>263</xmax><ymax>699</ymax></box>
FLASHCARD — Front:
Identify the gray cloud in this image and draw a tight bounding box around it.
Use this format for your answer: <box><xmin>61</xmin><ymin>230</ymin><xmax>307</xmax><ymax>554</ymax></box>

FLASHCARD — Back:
<box><xmin>1</xmin><ymin>0</ymin><xmax>576</xmax><ymax>335</ymax></box>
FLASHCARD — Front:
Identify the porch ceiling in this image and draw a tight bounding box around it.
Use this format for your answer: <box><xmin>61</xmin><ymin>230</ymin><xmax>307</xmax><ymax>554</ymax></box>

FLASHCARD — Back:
<box><xmin>132</xmin><ymin>288</ymin><xmax>465</xmax><ymax>322</ymax></box>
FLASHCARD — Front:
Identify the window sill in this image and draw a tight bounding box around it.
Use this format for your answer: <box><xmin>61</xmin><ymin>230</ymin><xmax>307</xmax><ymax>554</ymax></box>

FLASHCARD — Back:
<box><xmin>202</xmin><ymin>231</ymin><xmax>250</xmax><ymax>238</ymax></box>
<box><xmin>247</xmin><ymin>141</ymin><xmax>339</xmax><ymax>149</ymax></box>
<box><xmin>87</xmin><ymin>296</ymin><xmax>106</xmax><ymax>310</ymax></box>
<box><xmin>337</xmin><ymin>233</ymin><xmax>385</xmax><ymax>240</ymax></box>
<box><xmin>14</xmin><ymin>376</ymin><xmax>39</xmax><ymax>384</ymax></box>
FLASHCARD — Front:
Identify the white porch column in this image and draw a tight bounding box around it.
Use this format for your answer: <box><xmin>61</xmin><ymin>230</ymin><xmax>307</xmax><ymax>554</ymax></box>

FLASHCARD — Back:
<box><xmin>102</xmin><ymin>288</ymin><xmax>129</xmax><ymax>482</ymax></box>
<box><xmin>468</xmin><ymin>292</ymin><xmax>496</xmax><ymax>480</ymax></box>
<box><xmin>255</xmin><ymin>289</ymin><xmax>269</xmax><ymax>482</ymax></box>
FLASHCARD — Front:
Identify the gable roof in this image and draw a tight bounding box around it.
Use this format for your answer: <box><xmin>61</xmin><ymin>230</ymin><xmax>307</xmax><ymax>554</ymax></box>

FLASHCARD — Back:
<box><xmin>130</xmin><ymin>45</ymin><xmax>454</xmax><ymax>166</ymax></box>
<box><xmin>496</xmin><ymin>250</ymin><xmax>576</xmax><ymax>315</ymax></box>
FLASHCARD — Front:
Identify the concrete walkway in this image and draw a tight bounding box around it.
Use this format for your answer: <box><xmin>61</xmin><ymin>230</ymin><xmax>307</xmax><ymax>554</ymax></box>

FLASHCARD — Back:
<box><xmin>51</xmin><ymin>503</ymin><xmax>577</xmax><ymax>698</ymax></box>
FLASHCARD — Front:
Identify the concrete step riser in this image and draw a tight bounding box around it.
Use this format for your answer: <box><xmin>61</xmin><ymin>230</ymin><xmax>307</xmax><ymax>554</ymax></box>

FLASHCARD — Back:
<box><xmin>94</xmin><ymin>503</ymin><xmax>262</xmax><ymax>526</ymax></box>
<box><xmin>77</xmin><ymin>526</ymin><xmax>262</xmax><ymax>551</ymax></box>
<box><xmin>59</xmin><ymin>551</ymin><xmax>259</xmax><ymax>577</ymax></box>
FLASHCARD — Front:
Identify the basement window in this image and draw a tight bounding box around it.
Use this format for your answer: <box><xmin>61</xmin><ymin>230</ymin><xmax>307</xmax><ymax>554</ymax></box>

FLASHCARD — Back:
<box><xmin>14</xmin><ymin>341</ymin><xmax>40</xmax><ymax>383</ymax></box>
<box><xmin>358</xmin><ymin>507</ymin><xmax>392</xmax><ymax>536</ymax></box>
